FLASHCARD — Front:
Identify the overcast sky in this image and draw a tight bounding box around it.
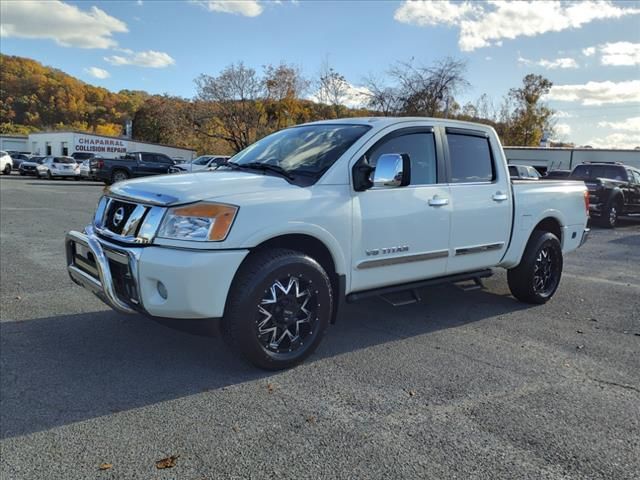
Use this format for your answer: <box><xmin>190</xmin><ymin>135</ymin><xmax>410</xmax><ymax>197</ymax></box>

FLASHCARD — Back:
<box><xmin>1</xmin><ymin>0</ymin><xmax>639</xmax><ymax>148</ymax></box>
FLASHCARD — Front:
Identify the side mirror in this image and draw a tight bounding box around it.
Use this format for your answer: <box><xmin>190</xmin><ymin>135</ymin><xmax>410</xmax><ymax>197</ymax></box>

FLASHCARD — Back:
<box><xmin>372</xmin><ymin>153</ymin><xmax>411</xmax><ymax>188</ymax></box>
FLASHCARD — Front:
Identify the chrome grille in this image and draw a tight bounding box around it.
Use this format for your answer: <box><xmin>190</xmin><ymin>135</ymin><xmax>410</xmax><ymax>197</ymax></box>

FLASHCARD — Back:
<box><xmin>93</xmin><ymin>196</ymin><xmax>165</xmax><ymax>244</ymax></box>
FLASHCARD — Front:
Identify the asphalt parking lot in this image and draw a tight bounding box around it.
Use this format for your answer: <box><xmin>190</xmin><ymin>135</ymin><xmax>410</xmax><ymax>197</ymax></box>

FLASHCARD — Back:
<box><xmin>1</xmin><ymin>173</ymin><xmax>639</xmax><ymax>480</ymax></box>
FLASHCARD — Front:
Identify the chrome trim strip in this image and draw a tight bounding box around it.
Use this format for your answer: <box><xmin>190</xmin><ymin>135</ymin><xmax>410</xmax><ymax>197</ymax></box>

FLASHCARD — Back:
<box><xmin>66</xmin><ymin>226</ymin><xmax>141</xmax><ymax>314</ymax></box>
<box><xmin>94</xmin><ymin>196</ymin><xmax>110</xmax><ymax>228</ymax></box>
<box><xmin>455</xmin><ymin>242</ymin><xmax>505</xmax><ymax>256</ymax></box>
<box><xmin>356</xmin><ymin>250</ymin><xmax>449</xmax><ymax>269</ymax></box>
<box><xmin>137</xmin><ymin>206</ymin><xmax>165</xmax><ymax>244</ymax></box>
<box><xmin>121</xmin><ymin>204</ymin><xmax>147</xmax><ymax>237</ymax></box>
<box><xmin>106</xmin><ymin>184</ymin><xmax>179</xmax><ymax>206</ymax></box>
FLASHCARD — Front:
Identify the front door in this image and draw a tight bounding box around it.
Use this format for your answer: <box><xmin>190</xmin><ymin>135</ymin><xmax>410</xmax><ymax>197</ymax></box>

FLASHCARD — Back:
<box><xmin>444</xmin><ymin>128</ymin><xmax>512</xmax><ymax>274</ymax></box>
<box><xmin>351</xmin><ymin>128</ymin><xmax>451</xmax><ymax>293</ymax></box>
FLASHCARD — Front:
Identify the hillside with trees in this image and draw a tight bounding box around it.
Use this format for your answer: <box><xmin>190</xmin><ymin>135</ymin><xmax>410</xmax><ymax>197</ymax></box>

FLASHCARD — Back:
<box><xmin>0</xmin><ymin>54</ymin><xmax>557</xmax><ymax>154</ymax></box>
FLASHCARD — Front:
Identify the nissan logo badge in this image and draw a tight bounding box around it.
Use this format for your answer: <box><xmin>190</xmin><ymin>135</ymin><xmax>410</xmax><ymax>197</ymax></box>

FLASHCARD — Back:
<box><xmin>113</xmin><ymin>207</ymin><xmax>125</xmax><ymax>227</ymax></box>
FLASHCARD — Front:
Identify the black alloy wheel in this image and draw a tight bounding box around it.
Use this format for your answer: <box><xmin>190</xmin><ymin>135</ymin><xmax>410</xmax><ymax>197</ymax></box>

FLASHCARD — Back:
<box><xmin>508</xmin><ymin>230</ymin><xmax>563</xmax><ymax>304</ymax></box>
<box><xmin>223</xmin><ymin>248</ymin><xmax>332</xmax><ymax>370</ymax></box>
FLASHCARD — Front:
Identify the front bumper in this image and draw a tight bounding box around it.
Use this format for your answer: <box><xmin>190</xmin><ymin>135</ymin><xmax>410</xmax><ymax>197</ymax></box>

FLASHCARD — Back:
<box><xmin>65</xmin><ymin>226</ymin><xmax>249</xmax><ymax>319</ymax></box>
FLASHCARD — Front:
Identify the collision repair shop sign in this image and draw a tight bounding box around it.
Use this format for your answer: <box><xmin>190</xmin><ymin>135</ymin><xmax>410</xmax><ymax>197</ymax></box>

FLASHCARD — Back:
<box><xmin>73</xmin><ymin>135</ymin><xmax>128</xmax><ymax>154</ymax></box>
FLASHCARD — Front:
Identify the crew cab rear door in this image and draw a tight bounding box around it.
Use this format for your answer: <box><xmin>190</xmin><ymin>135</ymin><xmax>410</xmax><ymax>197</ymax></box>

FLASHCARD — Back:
<box><xmin>444</xmin><ymin>128</ymin><xmax>512</xmax><ymax>274</ymax></box>
<box><xmin>351</xmin><ymin>126</ymin><xmax>451</xmax><ymax>292</ymax></box>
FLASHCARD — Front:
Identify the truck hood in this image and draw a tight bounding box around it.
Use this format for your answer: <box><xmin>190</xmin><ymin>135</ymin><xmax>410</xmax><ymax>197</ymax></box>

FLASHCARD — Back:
<box><xmin>108</xmin><ymin>171</ymin><xmax>298</xmax><ymax>206</ymax></box>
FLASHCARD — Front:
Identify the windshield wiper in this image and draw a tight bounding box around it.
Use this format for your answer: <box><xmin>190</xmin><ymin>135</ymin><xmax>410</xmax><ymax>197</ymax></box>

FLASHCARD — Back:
<box><xmin>216</xmin><ymin>161</ymin><xmax>294</xmax><ymax>180</ymax></box>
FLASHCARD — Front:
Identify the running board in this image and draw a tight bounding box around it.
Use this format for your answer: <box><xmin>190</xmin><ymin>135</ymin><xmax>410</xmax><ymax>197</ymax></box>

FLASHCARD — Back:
<box><xmin>346</xmin><ymin>269</ymin><xmax>493</xmax><ymax>304</ymax></box>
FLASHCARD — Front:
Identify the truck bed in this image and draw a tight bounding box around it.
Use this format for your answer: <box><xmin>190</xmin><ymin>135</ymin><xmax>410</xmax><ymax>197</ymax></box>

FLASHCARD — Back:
<box><xmin>501</xmin><ymin>180</ymin><xmax>588</xmax><ymax>267</ymax></box>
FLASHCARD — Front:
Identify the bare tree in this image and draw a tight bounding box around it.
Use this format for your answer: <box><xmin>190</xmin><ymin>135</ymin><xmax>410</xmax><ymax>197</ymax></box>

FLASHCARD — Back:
<box><xmin>316</xmin><ymin>58</ymin><xmax>349</xmax><ymax>108</ymax></box>
<box><xmin>263</xmin><ymin>63</ymin><xmax>309</xmax><ymax>101</ymax></box>
<box><xmin>362</xmin><ymin>74</ymin><xmax>401</xmax><ymax>116</ymax></box>
<box><xmin>194</xmin><ymin>62</ymin><xmax>265</xmax><ymax>151</ymax></box>
<box><xmin>389</xmin><ymin>57</ymin><xmax>469</xmax><ymax>117</ymax></box>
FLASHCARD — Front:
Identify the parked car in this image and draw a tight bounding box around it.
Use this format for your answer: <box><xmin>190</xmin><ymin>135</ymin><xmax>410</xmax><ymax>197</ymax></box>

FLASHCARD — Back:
<box><xmin>66</xmin><ymin>118</ymin><xmax>589</xmax><ymax>370</ymax></box>
<box><xmin>509</xmin><ymin>165</ymin><xmax>541</xmax><ymax>180</ymax></box>
<box><xmin>36</xmin><ymin>156</ymin><xmax>80</xmax><ymax>180</ymax></box>
<box><xmin>71</xmin><ymin>152</ymin><xmax>97</xmax><ymax>163</ymax></box>
<box><xmin>93</xmin><ymin>151</ymin><xmax>178</xmax><ymax>184</ymax></box>
<box><xmin>544</xmin><ymin>169</ymin><xmax>572</xmax><ymax>180</ymax></box>
<box><xmin>18</xmin><ymin>156</ymin><xmax>45</xmax><ymax>175</ymax></box>
<box><xmin>10</xmin><ymin>153</ymin><xmax>32</xmax><ymax>169</ymax></box>
<box><xmin>1</xmin><ymin>150</ymin><xmax>12</xmax><ymax>175</ymax></box>
<box><xmin>169</xmin><ymin>155</ymin><xmax>230</xmax><ymax>173</ymax></box>
<box><xmin>569</xmin><ymin>162</ymin><xmax>640</xmax><ymax>228</ymax></box>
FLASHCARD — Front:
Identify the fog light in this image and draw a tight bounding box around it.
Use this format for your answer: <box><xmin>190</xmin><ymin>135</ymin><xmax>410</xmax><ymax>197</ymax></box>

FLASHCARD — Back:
<box><xmin>157</xmin><ymin>281</ymin><xmax>168</xmax><ymax>299</ymax></box>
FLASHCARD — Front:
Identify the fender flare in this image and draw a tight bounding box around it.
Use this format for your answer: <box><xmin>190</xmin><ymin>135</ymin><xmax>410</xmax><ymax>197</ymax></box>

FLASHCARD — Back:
<box><xmin>240</xmin><ymin>223</ymin><xmax>348</xmax><ymax>276</ymax></box>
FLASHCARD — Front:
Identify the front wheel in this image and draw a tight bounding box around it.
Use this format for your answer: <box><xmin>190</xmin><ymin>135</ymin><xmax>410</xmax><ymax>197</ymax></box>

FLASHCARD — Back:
<box><xmin>47</xmin><ymin>170</ymin><xmax>53</xmax><ymax>180</ymax></box>
<box><xmin>223</xmin><ymin>248</ymin><xmax>333</xmax><ymax>370</ymax></box>
<box><xmin>507</xmin><ymin>231</ymin><xmax>563</xmax><ymax>304</ymax></box>
<box><xmin>3</xmin><ymin>164</ymin><xmax>11</xmax><ymax>175</ymax></box>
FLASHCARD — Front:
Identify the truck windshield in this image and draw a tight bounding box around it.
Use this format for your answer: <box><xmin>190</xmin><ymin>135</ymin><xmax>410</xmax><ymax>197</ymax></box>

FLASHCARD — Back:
<box><xmin>229</xmin><ymin>124</ymin><xmax>371</xmax><ymax>182</ymax></box>
<box><xmin>571</xmin><ymin>165</ymin><xmax>626</xmax><ymax>181</ymax></box>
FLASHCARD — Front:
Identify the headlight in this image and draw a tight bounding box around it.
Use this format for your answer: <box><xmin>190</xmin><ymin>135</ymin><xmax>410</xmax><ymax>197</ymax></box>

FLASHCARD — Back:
<box><xmin>157</xmin><ymin>202</ymin><xmax>238</xmax><ymax>241</ymax></box>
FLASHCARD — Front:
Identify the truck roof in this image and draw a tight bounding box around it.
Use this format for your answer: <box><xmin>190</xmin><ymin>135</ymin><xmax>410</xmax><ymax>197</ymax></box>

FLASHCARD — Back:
<box><xmin>300</xmin><ymin>116</ymin><xmax>497</xmax><ymax>133</ymax></box>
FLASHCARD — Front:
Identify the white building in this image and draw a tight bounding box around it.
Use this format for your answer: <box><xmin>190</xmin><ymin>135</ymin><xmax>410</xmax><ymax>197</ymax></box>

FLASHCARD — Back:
<box><xmin>0</xmin><ymin>134</ymin><xmax>28</xmax><ymax>152</ymax></box>
<box><xmin>504</xmin><ymin>146</ymin><xmax>640</xmax><ymax>172</ymax></box>
<box><xmin>27</xmin><ymin>131</ymin><xmax>195</xmax><ymax>160</ymax></box>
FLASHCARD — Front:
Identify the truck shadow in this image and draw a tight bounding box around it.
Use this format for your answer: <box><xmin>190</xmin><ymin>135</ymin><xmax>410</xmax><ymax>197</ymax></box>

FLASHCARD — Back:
<box><xmin>0</xmin><ymin>282</ymin><xmax>530</xmax><ymax>439</ymax></box>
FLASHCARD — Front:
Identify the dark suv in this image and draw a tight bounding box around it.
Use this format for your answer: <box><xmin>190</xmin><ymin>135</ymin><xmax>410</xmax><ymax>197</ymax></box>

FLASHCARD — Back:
<box><xmin>570</xmin><ymin>162</ymin><xmax>640</xmax><ymax>228</ymax></box>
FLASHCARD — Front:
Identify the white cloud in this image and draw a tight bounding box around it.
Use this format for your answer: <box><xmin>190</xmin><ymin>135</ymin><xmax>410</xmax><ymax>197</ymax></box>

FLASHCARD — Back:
<box><xmin>554</xmin><ymin>111</ymin><xmax>574</xmax><ymax>118</ymax></box>
<box><xmin>598</xmin><ymin>116</ymin><xmax>640</xmax><ymax>132</ymax></box>
<box><xmin>0</xmin><ymin>0</ymin><xmax>127</xmax><ymax>49</ymax></box>
<box><xmin>582</xmin><ymin>46</ymin><xmax>596</xmax><ymax>56</ymax></box>
<box><xmin>394</xmin><ymin>0</ymin><xmax>480</xmax><ymax>26</ymax></box>
<box><xmin>588</xmin><ymin>133</ymin><xmax>640</xmax><ymax>149</ymax></box>
<box><xmin>136</xmin><ymin>0</ymin><xmax>143</xmax><ymax>5</ymax></box>
<box><xmin>309</xmin><ymin>81</ymin><xmax>372</xmax><ymax>109</ymax></box>
<box><xmin>554</xmin><ymin>123</ymin><xmax>572</xmax><ymax>137</ymax></box>
<box><xmin>84</xmin><ymin>67</ymin><xmax>110</xmax><ymax>79</ymax></box>
<box><xmin>105</xmin><ymin>50</ymin><xmax>175</xmax><ymax>68</ymax></box>
<box><xmin>547</xmin><ymin>80</ymin><xmax>640</xmax><ymax>106</ymax></box>
<box><xmin>600</xmin><ymin>41</ymin><xmax>640</xmax><ymax>66</ymax></box>
<box><xmin>394</xmin><ymin>1</ymin><xmax>640</xmax><ymax>51</ymax></box>
<box><xmin>193</xmin><ymin>0</ymin><xmax>263</xmax><ymax>17</ymax></box>
<box><xmin>518</xmin><ymin>55</ymin><xmax>579</xmax><ymax>69</ymax></box>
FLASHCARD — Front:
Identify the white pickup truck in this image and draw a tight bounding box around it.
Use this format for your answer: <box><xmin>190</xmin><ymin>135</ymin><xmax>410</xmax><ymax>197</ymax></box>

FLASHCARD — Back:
<box><xmin>66</xmin><ymin>118</ymin><xmax>589</xmax><ymax>369</ymax></box>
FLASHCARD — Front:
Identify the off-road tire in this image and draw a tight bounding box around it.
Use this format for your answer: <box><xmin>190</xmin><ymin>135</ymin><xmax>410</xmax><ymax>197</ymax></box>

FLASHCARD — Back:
<box><xmin>222</xmin><ymin>248</ymin><xmax>333</xmax><ymax>370</ymax></box>
<box><xmin>507</xmin><ymin>231</ymin><xmax>563</xmax><ymax>304</ymax></box>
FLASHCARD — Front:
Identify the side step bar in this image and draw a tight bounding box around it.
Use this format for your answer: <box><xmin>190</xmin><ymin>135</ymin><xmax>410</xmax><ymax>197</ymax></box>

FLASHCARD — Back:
<box><xmin>346</xmin><ymin>269</ymin><xmax>493</xmax><ymax>304</ymax></box>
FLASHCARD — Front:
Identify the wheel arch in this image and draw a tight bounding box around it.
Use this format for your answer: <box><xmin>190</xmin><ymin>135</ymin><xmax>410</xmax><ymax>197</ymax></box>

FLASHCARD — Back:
<box><xmin>233</xmin><ymin>231</ymin><xmax>346</xmax><ymax>323</ymax></box>
<box><xmin>533</xmin><ymin>216</ymin><xmax>563</xmax><ymax>243</ymax></box>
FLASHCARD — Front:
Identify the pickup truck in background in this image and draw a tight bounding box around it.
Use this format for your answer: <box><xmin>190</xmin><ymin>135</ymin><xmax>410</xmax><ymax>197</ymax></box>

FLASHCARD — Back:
<box><xmin>66</xmin><ymin>117</ymin><xmax>589</xmax><ymax>370</ymax></box>
<box><xmin>93</xmin><ymin>151</ymin><xmax>179</xmax><ymax>184</ymax></box>
<box><xmin>569</xmin><ymin>162</ymin><xmax>640</xmax><ymax>228</ymax></box>
<box><xmin>169</xmin><ymin>155</ymin><xmax>230</xmax><ymax>174</ymax></box>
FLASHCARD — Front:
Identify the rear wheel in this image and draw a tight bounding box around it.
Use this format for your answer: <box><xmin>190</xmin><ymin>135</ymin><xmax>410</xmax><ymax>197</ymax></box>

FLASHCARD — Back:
<box><xmin>111</xmin><ymin>170</ymin><xmax>129</xmax><ymax>183</ymax></box>
<box><xmin>2</xmin><ymin>164</ymin><xmax>10</xmax><ymax>175</ymax></box>
<box><xmin>223</xmin><ymin>248</ymin><xmax>333</xmax><ymax>370</ymax></box>
<box><xmin>47</xmin><ymin>170</ymin><xmax>53</xmax><ymax>180</ymax></box>
<box><xmin>599</xmin><ymin>199</ymin><xmax>621</xmax><ymax>228</ymax></box>
<box><xmin>508</xmin><ymin>231</ymin><xmax>563</xmax><ymax>304</ymax></box>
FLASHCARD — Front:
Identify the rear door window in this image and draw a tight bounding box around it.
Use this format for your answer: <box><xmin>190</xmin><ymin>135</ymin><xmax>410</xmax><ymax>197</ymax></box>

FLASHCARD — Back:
<box><xmin>446</xmin><ymin>132</ymin><xmax>495</xmax><ymax>183</ymax></box>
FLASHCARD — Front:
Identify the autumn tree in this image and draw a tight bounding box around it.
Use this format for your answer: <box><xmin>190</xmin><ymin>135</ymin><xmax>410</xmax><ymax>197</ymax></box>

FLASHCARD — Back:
<box><xmin>501</xmin><ymin>74</ymin><xmax>554</xmax><ymax>146</ymax></box>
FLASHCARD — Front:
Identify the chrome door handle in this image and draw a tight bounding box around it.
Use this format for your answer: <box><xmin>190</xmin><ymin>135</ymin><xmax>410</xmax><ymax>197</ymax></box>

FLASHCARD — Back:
<box><xmin>428</xmin><ymin>196</ymin><xmax>449</xmax><ymax>207</ymax></box>
<box><xmin>492</xmin><ymin>192</ymin><xmax>508</xmax><ymax>202</ymax></box>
